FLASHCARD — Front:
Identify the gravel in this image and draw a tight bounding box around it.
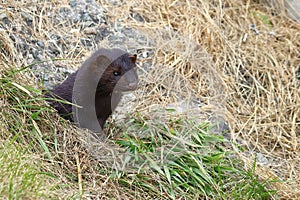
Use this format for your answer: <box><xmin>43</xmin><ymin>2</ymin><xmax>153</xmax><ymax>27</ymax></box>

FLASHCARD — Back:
<box><xmin>0</xmin><ymin>0</ymin><xmax>154</xmax><ymax>89</ymax></box>
<box><xmin>0</xmin><ymin>0</ymin><xmax>155</xmax><ymax>127</ymax></box>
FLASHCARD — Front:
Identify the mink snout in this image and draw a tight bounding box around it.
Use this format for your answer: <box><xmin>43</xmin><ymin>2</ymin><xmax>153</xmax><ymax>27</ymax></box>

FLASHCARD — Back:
<box><xmin>46</xmin><ymin>48</ymin><xmax>139</xmax><ymax>134</ymax></box>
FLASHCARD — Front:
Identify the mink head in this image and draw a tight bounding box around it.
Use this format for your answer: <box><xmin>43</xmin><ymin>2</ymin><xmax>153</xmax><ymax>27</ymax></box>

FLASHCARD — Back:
<box><xmin>96</xmin><ymin>53</ymin><xmax>138</xmax><ymax>93</ymax></box>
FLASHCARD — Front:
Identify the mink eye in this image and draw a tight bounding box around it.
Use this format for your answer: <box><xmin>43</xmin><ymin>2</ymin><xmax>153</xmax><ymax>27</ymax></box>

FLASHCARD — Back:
<box><xmin>113</xmin><ymin>71</ymin><xmax>121</xmax><ymax>76</ymax></box>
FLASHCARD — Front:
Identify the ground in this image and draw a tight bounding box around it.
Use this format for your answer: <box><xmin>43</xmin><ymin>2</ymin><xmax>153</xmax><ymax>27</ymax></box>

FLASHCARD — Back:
<box><xmin>0</xmin><ymin>0</ymin><xmax>299</xmax><ymax>199</ymax></box>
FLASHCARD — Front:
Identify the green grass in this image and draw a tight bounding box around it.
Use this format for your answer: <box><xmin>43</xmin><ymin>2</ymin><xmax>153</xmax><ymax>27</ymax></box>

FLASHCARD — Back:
<box><xmin>0</xmin><ymin>143</ymin><xmax>57</xmax><ymax>199</ymax></box>
<box><xmin>253</xmin><ymin>10</ymin><xmax>272</xmax><ymax>28</ymax></box>
<box><xmin>0</xmin><ymin>66</ymin><xmax>277</xmax><ymax>199</ymax></box>
<box><xmin>1</xmin><ymin>69</ymin><xmax>54</xmax><ymax>156</ymax></box>
<box><xmin>111</xmin><ymin>115</ymin><xmax>277</xmax><ymax>199</ymax></box>
<box><xmin>0</xmin><ymin>66</ymin><xmax>71</xmax><ymax>199</ymax></box>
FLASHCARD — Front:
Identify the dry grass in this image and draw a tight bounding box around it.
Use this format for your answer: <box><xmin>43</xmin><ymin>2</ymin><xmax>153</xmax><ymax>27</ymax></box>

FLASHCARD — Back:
<box><xmin>104</xmin><ymin>0</ymin><xmax>300</xmax><ymax>198</ymax></box>
<box><xmin>0</xmin><ymin>0</ymin><xmax>299</xmax><ymax>199</ymax></box>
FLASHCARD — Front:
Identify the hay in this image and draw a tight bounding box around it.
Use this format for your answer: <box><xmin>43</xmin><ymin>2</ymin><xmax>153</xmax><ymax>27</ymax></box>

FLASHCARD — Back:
<box><xmin>105</xmin><ymin>0</ymin><xmax>300</xmax><ymax>197</ymax></box>
<box><xmin>0</xmin><ymin>0</ymin><xmax>299</xmax><ymax>198</ymax></box>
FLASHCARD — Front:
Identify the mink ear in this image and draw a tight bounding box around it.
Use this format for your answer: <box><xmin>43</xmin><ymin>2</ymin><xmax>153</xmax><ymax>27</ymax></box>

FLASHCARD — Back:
<box><xmin>90</xmin><ymin>55</ymin><xmax>111</xmax><ymax>72</ymax></box>
<box><xmin>129</xmin><ymin>54</ymin><xmax>137</xmax><ymax>63</ymax></box>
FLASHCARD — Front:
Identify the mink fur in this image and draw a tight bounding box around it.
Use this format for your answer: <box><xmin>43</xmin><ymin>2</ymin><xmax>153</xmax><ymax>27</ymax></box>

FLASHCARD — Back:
<box><xmin>45</xmin><ymin>48</ymin><xmax>138</xmax><ymax>133</ymax></box>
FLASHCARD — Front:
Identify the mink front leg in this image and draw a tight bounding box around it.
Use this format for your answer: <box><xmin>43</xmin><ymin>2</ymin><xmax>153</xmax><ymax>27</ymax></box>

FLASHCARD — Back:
<box><xmin>95</xmin><ymin>92</ymin><xmax>122</xmax><ymax>129</ymax></box>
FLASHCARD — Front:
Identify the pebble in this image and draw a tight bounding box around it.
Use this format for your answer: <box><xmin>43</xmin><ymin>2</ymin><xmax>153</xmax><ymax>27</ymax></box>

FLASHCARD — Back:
<box><xmin>69</xmin><ymin>0</ymin><xmax>77</xmax><ymax>7</ymax></box>
<box><xmin>83</xmin><ymin>27</ymin><xmax>97</xmax><ymax>35</ymax></box>
<box><xmin>36</xmin><ymin>41</ymin><xmax>45</xmax><ymax>48</ymax></box>
<box><xmin>21</xmin><ymin>11</ymin><xmax>33</xmax><ymax>26</ymax></box>
<box><xmin>30</xmin><ymin>47</ymin><xmax>39</xmax><ymax>59</ymax></box>
<box><xmin>142</xmin><ymin>51</ymin><xmax>148</xmax><ymax>58</ymax></box>
<box><xmin>130</xmin><ymin>12</ymin><xmax>146</xmax><ymax>22</ymax></box>
<box><xmin>0</xmin><ymin>13</ymin><xmax>7</xmax><ymax>20</ymax></box>
<box><xmin>82</xmin><ymin>13</ymin><xmax>91</xmax><ymax>21</ymax></box>
<box><xmin>256</xmin><ymin>152</ymin><xmax>269</xmax><ymax>165</ymax></box>
<box><xmin>0</xmin><ymin>0</ymin><xmax>153</xmax><ymax>89</ymax></box>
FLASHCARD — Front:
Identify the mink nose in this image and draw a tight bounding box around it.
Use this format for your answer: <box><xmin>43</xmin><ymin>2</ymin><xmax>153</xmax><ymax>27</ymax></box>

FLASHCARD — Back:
<box><xmin>128</xmin><ymin>82</ymin><xmax>138</xmax><ymax>90</ymax></box>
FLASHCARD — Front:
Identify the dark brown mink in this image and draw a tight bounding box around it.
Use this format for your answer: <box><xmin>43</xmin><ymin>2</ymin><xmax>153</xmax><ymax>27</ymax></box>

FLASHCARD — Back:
<box><xmin>45</xmin><ymin>48</ymin><xmax>138</xmax><ymax>134</ymax></box>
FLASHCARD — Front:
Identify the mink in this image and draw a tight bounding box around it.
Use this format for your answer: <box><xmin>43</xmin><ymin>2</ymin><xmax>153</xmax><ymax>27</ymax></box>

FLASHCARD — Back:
<box><xmin>45</xmin><ymin>48</ymin><xmax>138</xmax><ymax>134</ymax></box>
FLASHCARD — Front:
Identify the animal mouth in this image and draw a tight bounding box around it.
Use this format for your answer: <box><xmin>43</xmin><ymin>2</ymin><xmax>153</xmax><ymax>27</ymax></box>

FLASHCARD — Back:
<box><xmin>115</xmin><ymin>83</ymin><xmax>138</xmax><ymax>91</ymax></box>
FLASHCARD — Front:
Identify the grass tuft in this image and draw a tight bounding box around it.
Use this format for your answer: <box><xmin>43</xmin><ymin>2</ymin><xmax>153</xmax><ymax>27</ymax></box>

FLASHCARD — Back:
<box><xmin>112</xmin><ymin>116</ymin><xmax>276</xmax><ymax>199</ymax></box>
<box><xmin>0</xmin><ymin>0</ymin><xmax>299</xmax><ymax>198</ymax></box>
<box><xmin>0</xmin><ymin>142</ymin><xmax>57</xmax><ymax>199</ymax></box>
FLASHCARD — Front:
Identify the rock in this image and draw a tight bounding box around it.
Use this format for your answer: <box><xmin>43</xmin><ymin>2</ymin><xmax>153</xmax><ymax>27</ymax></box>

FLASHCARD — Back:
<box><xmin>57</xmin><ymin>0</ymin><xmax>106</xmax><ymax>24</ymax></box>
<box><xmin>69</xmin><ymin>0</ymin><xmax>77</xmax><ymax>7</ymax></box>
<box><xmin>130</xmin><ymin>12</ymin><xmax>147</xmax><ymax>22</ymax></box>
<box><xmin>0</xmin><ymin>0</ymin><xmax>153</xmax><ymax>92</ymax></box>
<box><xmin>256</xmin><ymin>152</ymin><xmax>269</xmax><ymax>165</ymax></box>
<box><xmin>83</xmin><ymin>27</ymin><xmax>97</xmax><ymax>35</ymax></box>
<box><xmin>82</xmin><ymin>12</ymin><xmax>91</xmax><ymax>22</ymax></box>
<box><xmin>21</xmin><ymin>11</ymin><xmax>33</xmax><ymax>27</ymax></box>
<box><xmin>0</xmin><ymin>13</ymin><xmax>6</xmax><ymax>20</ymax></box>
<box><xmin>36</xmin><ymin>40</ymin><xmax>45</xmax><ymax>48</ymax></box>
<box><xmin>142</xmin><ymin>51</ymin><xmax>148</xmax><ymax>58</ymax></box>
<box><xmin>30</xmin><ymin>47</ymin><xmax>39</xmax><ymax>59</ymax></box>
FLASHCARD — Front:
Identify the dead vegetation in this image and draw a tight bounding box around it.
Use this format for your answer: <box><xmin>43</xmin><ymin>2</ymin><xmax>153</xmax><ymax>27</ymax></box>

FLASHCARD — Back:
<box><xmin>0</xmin><ymin>0</ymin><xmax>299</xmax><ymax>199</ymax></box>
<box><xmin>104</xmin><ymin>0</ymin><xmax>300</xmax><ymax>198</ymax></box>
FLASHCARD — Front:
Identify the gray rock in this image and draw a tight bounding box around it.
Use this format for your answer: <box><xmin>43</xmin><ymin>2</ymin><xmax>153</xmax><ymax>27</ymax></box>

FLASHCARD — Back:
<box><xmin>36</xmin><ymin>41</ymin><xmax>45</xmax><ymax>48</ymax></box>
<box><xmin>21</xmin><ymin>11</ymin><xmax>33</xmax><ymax>26</ymax></box>
<box><xmin>0</xmin><ymin>13</ymin><xmax>7</xmax><ymax>20</ymax></box>
<box><xmin>69</xmin><ymin>0</ymin><xmax>77</xmax><ymax>7</ymax></box>
<box><xmin>0</xmin><ymin>0</ymin><xmax>153</xmax><ymax>92</ymax></box>
<box><xmin>256</xmin><ymin>152</ymin><xmax>269</xmax><ymax>165</ymax></box>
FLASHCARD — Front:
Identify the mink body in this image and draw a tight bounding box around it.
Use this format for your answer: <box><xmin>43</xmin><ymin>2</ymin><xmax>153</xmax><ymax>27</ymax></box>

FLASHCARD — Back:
<box><xmin>46</xmin><ymin>48</ymin><xmax>138</xmax><ymax>133</ymax></box>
